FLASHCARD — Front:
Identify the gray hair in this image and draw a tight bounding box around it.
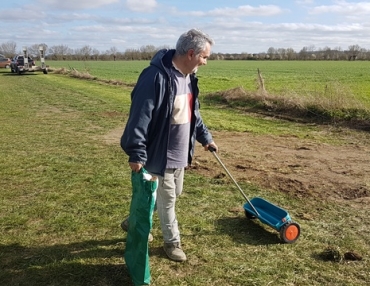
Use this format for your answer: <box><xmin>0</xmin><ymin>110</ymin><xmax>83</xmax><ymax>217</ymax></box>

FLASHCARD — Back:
<box><xmin>175</xmin><ymin>29</ymin><xmax>214</xmax><ymax>56</ymax></box>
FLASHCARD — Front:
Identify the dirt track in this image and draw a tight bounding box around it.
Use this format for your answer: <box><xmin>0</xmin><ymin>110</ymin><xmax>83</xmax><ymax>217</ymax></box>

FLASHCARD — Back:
<box><xmin>191</xmin><ymin>130</ymin><xmax>370</xmax><ymax>206</ymax></box>
<box><xmin>105</xmin><ymin>123</ymin><xmax>370</xmax><ymax>207</ymax></box>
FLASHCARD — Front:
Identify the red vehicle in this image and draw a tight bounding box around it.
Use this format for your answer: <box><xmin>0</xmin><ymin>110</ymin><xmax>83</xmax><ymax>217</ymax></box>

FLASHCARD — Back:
<box><xmin>0</xmin><ymin>54</ymin><xmax>11</xmax><ymax>68</ymax></box>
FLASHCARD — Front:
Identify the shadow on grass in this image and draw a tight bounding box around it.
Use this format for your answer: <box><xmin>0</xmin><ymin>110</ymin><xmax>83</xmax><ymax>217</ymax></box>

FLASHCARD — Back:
<box><xmin>1</xmin><ymin>72</ymin><xmax>40</xmax><ymax>77</ymax></box>
<box><xmin>0</xmin><ymin>239</ymin><xmax>135</xmax><ymax>286</ymax></box>
<box><xmin>216</xmin><ymin>216</ymin><xmax>281</xmax><ymax>245</ymax></box>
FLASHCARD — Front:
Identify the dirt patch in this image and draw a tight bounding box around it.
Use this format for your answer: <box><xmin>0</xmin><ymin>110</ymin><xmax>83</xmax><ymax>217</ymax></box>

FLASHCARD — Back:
<box><xmin>191</xmin><ymin>130</ymin><xmax>370</xmax><ymax>206</ymax></box>
<box><xmin>104</xmin><ymin>125</ymin><xmax>370</xmax><ymax>207</ymax></box>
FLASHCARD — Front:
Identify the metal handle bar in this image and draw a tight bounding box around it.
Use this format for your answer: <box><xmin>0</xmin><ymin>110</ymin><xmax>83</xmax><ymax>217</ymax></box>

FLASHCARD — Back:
<box><xmin>209</xmin><ymin>147</ymin><xmax>260</xmax><ymax>217</ymax></box>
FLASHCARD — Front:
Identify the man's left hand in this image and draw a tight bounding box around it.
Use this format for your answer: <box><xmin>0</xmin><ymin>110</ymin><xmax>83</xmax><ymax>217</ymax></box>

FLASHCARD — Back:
<box><xmin>204</xmin><ymin>142</ymin><xmax>218</xmax><ymax>152</ymax></box>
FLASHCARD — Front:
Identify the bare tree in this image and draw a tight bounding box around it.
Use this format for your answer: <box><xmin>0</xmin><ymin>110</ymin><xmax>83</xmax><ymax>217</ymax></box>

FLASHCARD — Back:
<box><xmin>92</xmin><ymin>48</ymin><xmax>100</xmax><ymax>61</ymax></box>
<box><xmin>299</xmin><ymin>46</ymin><xmax>308</xmax><ymax>60</ymax></box>
<box><xmin>0</xmin><ymin>41</ymin><xmax>17</xmax><ymax>57</ymax></box>
<box><xmin>359</xmin><ymin>48</ymin><xmax>368</xmax><ymax>60</ymax></box>
<box><xmin>107</xmin><ymin>46</ymin><xmax>118</xmax><ymax>61</ymax></box>
<box><xmin>322</xmin><ymin>46</ymin><xmax>332</xmax><ymax>60</ymax></box>
<box><xmin>267</xmin><ymin>47</ymin><xmax>276</xmax><ymax>60</ymax></box>
<box><xmin>76</xmin><ymin>45</ymin><xmax>92</xmax><ymax>61</ymax></box>
<box><xmin>286</xmin><ymin>48</ymin><xmax>296</xmax><ymax>60</ymax></box>
<box><xmin>348</xmin><ymin>44</ymin><xmax>361</xmax><ymax>60</ymax></box>
<box><xmin>277</xmin><ymin>48</ymin><xmax>286</xmax><ymax>60</ymax></box>
<box><xmin>299</xmin><ymin>45</ymin><xmax>315</xmax><ymax>60</ymax></box>
<box><xmin>27</xmin><ymin>43</ymin><xmax>48</xmax><ymax>59</ymax></box>
<box><xmin>49</xmin><ymin>44</ymin><xmax>72</xmax><ymax>60</ymax></box>
<box><xmin>2</xmin><ymin>40</ymin><xmax>370</xmax><ymax>61</ymax></box>
<box><xmin>140</xmin><ymin>45</ymin><xmax>157</xmax><ymax>60</ymax></box>
<box><xmin>27</xmin><ymin>44</ymin><xmax>40</xmax><ymax>58</ymax></box>
<box><xmin>123</xmin><ymin>48</ymin><xmax>140</xmax><ymax>60</ymax></box>
<box><xmin>332</xmin><ymin>46</ymin><xmax>343</xmax><ymax>60</ymax></box>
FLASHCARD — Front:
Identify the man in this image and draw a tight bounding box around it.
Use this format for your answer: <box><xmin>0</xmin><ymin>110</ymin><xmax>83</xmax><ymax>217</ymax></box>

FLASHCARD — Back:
<box><xmin>121</xmin><ymin>28</ymin><xmax>218</xmax><ymax>262</ymax></box>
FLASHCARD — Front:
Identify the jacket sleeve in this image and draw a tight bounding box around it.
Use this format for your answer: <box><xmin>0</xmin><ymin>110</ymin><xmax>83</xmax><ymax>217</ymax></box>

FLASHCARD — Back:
<box><xmin>194</xmin><ymin>99</ymin><xmax>213</xmax><ymax>146</ymax></box>
<box><xmin>121</xmin><ymin>69</ymin><xmax>158</xmax><ymax>164</ymax></box>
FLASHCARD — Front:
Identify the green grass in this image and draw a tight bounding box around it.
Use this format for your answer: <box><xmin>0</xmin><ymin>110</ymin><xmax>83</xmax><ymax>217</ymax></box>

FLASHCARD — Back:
<box><xmin>48</xmin><ymin>60</ymin><xmax>149</xmax><ymax>85</ymax></box>
<box><xmin>48</xmin><ymin>60</ymin><xmax>370</xmax><ymax>124</ymax></box>
<box><xmin>47</xmin><ymin>60</ymin><xmax>370</xmax><ymax>106</ymax></box>
<box><xmin>0</xmin><ymin>68</ymin><xmax>369</xmax><ymax>285</ymax></box>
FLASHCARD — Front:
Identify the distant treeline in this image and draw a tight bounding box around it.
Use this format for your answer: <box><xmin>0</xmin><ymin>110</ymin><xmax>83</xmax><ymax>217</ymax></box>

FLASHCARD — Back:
<box><xmin>1</xmin><ymin>41</ymin><xmax>369</xmax><ymax>61</ymax></box>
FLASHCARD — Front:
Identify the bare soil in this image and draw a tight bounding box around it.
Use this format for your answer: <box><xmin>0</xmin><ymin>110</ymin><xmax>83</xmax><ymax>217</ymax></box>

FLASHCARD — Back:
<box><xmin>191</xmin><ymin>129</ymin><xmax>370</xmax><ymax>207</ymax></box>
<box><xmin>105</xmin><ymin>123</ymin><xmax>370</xmax><ymax>208</ymax></box>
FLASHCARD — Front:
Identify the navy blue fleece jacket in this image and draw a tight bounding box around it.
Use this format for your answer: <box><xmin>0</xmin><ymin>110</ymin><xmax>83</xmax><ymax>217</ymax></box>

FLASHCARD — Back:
<box><xmin>120</xmin><ymin>49</ymin><xmax>213</xmax><ymax>176</ymax></box>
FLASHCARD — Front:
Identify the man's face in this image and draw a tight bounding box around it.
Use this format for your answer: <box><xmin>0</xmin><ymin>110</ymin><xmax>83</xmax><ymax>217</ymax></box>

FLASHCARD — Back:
<box><xmin>187</xmin><ymin>42</ymin><xmax>211</xmax><ymax>74</ymax></box>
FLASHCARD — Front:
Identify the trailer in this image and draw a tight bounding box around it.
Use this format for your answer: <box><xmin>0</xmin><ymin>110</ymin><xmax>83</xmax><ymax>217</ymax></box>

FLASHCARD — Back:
<box><xmin>11</xmin><ymin>46</ymin><xmax>48</xmax><ymax>75</ymax></box>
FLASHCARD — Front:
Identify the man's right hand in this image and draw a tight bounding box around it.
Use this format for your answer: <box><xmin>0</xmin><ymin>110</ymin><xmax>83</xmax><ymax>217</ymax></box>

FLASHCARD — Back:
<box><xmin>129</xmin><ymin>162</ymin><xmax>143</xmax><ymax>173</ymax></box>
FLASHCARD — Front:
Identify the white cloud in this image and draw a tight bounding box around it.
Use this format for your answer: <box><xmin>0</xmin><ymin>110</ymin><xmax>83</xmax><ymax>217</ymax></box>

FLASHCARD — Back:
<box><xmin>295</xmin><ymin>0</ymin><xmax>314</xmax><ymax>4</ymax></box>
<box><xmin>0</xmin><ymin>7</ymin><xmax>46</xmax><ymax>21</ymax></box>
<box><xmin>2</xmin><ymin>1</ymin><xmax>370</xmax><ymax>54</ymax></box>
<box><xmin>126</xmin><ymin>0</ymin><xmax>157</xmax><ymax>12</ymax></box>
<box><xmin>310</xmin><ymin>1</ymin><xmax>370</xmax><ymax>15</ymax></box>
<box><xmin>38</xmin><ymin>0</ymin><xmax>119</xmax><ymax>10</ymax></box>
<box><xmin>185</xmin><ymin>5</ymin><xmax>284</xmax><ymax>17</ymax></box>
<box><xmin>210</xmin><ymin>5</ymin><xmax>284</xmax><ymax>17</ymax></box>
<box><xmin>200</xmin><ymin>18</ymin><xmax>369</xmax><ymax>53</ymax></box>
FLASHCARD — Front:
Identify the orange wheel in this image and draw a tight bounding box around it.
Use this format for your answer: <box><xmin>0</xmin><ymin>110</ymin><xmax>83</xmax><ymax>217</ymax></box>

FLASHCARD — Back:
<box><xmin>280</xmin><ymin>222</ymin><xmax>300</xmax><ymax>243</ymax></box>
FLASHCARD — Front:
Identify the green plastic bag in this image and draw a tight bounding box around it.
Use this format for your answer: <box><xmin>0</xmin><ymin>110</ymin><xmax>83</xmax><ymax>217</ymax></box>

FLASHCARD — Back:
<box><xmin>124</xmin><ymin>168</ymin><xmax>157</xmax><ymax>286</ymax></box>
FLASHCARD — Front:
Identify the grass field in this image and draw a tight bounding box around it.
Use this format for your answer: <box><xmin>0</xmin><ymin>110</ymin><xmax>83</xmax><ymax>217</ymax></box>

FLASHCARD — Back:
<box><xmin>0</xmin><ymin>63</ymin><xmax>369</xmax><ymax>286</ymax></box>
<box><xmin>47</xmin><ymin>60</ymin><xmax>370</xmax><ymax>104</ymax></box>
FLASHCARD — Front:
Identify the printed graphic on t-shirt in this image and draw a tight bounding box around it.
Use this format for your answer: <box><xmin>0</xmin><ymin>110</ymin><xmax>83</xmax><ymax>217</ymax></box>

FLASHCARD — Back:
<box><xmin>171</xmin><ymin>92</ymin><xmax>193</xmax><ymax>125</ymax></box>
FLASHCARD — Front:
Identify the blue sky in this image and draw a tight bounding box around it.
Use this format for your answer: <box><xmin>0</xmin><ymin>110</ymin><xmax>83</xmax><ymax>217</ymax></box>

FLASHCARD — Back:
<box><xmin>1</xmin><ymin>0</ymin><xmax>370</xmax><ymax>54</ymax></box>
